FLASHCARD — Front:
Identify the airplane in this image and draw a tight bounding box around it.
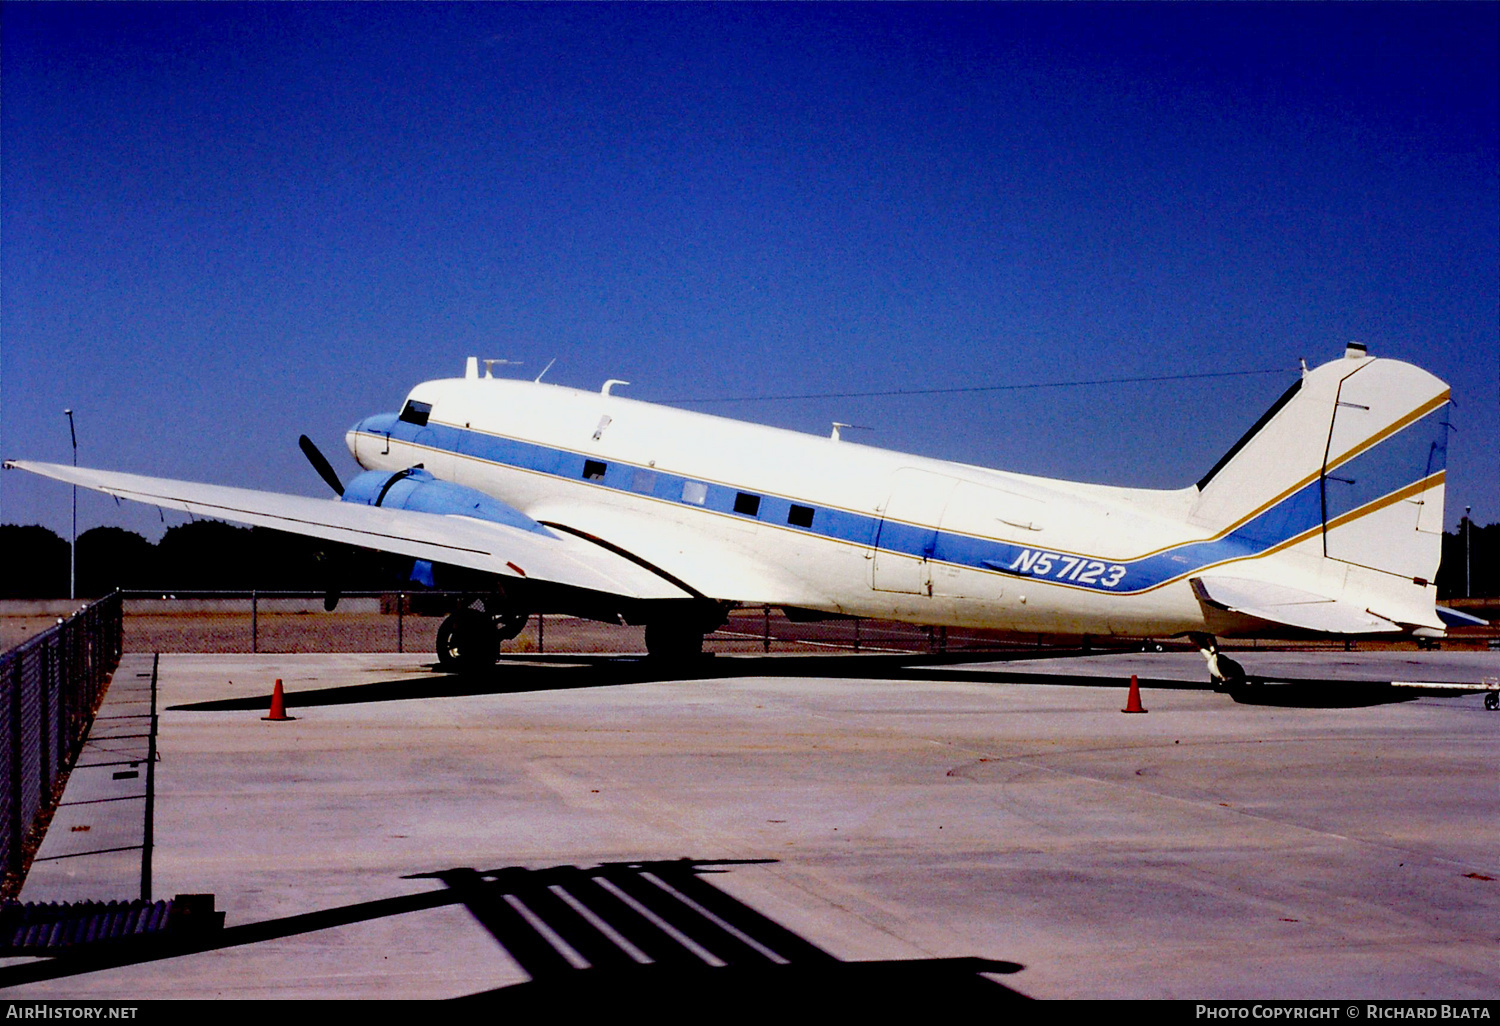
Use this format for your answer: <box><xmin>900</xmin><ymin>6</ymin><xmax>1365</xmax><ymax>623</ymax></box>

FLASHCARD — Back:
<box><xmin>5</xmin><ymin>342</ymin><xmax>1484</xmax><ymax>691</ymax></box>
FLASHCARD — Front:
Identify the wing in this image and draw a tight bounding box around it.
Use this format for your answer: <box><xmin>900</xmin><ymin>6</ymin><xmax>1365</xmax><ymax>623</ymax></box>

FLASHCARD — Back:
<box><xmin>3</xmin><ymin>460</ymin><xmax>692</xmax><ymax>601</ymax></box>
<box><xmin>527</xmin><ymin>500</ymin><xmax>841</xmax><ymax>608</ymax></box>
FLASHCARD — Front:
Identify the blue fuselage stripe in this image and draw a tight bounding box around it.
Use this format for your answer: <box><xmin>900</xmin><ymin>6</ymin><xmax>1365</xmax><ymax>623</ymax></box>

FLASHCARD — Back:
<box><xmin>353</xmin><ymin>402</ymin><xmax>1447</xmax><ymax>596</ymax></box>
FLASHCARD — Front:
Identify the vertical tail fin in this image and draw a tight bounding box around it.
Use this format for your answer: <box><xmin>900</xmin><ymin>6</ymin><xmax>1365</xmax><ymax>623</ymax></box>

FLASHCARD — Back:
<box><xmin>1189</xmin><ymin>346</ymin><xmax>1450</xmax><ymax>629</ymax></box>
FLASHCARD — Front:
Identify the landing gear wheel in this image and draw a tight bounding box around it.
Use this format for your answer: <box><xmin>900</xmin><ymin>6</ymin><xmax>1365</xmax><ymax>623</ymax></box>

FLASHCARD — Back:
<box><xmin>1211</xmin><ymin>654</ymin><xmax>1247</xmax><ymax>692</ymax></box>
<box><xmin>436</xmin><ymin>610</ymin><xmax>499</xmax><ymax>674</ymax></box>
<box><xmin>1485</xmin><ymin>692</ymin><xmax>1498</xmax><ymax>711</ymax></box>
<box><xmin>645</xmin><ymin>621</ymin><xmax>704</xmax><ymax>661</ymax></box>
<box><xmin>494</xmin><ymin>611</ymin><xmax>529</xmax><ymax>642</ymax></box>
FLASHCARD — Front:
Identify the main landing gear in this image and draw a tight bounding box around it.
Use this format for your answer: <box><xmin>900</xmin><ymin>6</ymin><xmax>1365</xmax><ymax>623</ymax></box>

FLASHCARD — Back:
<box><xmin>642</xmin><ymin>603</ymin><xmax>726</xmax><ymax>662</ymax></box>
<box><xmin>435</xmin><ymin>606</ymin><xmax>528</xmax><ymax>674</ymax></box>
<box><xmin>644</xmin><ymin>621</ymin><xmax>705</xmax><ymax>661</ymax></box>
<box><xmin>433</xmin><ymin>601</ymin><xmax>726</xmax><ymax>672</ymax></box>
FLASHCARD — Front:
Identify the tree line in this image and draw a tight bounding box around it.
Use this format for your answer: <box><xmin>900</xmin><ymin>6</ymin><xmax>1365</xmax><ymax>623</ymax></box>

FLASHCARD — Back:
<box><xmin>0</xmin><ymin>521</ymin><xmax>414</xmax><ymax>598</ymax></box>
<box><xmin>0</xmin><ymin>519</ymin><xmax>1494</xmax><ymax>601</ymax></box>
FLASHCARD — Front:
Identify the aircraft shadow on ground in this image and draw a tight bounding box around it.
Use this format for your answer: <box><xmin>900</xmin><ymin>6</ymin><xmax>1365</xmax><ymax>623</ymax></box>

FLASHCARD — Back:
<box><xmin>1224</xmin><ymin>682</ymin><xmax>1425</xmax><ymax>708</ymax></box>
<box><xmin>167</xmin><ymin>647</ymin><xmax>1434</xmax><ymax>712</ymax></box>
<box><xmin>0</xmin><ymin>858</ymin><xmax>1028</xmax><ymax>1005</ymax></box>
<box><xmin>166</xmin><ymin>648</ymin><xmax>1114</xmax><ymax>711</ymax></box>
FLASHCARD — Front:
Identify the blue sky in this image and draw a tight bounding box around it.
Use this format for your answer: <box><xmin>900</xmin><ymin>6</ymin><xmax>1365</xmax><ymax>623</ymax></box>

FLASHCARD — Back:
<box><xmin>3</xmin><ymin>2</ymin><xmax>1496</xmax><ymax>542</ymax></box>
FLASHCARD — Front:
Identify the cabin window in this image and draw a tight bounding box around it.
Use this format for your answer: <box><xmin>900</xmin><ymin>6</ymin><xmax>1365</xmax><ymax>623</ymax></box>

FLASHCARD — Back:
<box><xmin>682</xmin><ymin>481</ymin><xmax>708</xmax><ymax>505</ymax></box>
<box><xmin>582</xmin><ymin>459</ymin><xmax>607</xmax><ymax>481</ymax></box>
<box><xmin>631</xmin><ymin>469</ymin><xmax>658</xmax><ymax>494</ymax></box>
<box><xmin>399</xmin><ymin>400</ymin><xmax>432</xmax><ymax>427</ymax></box>
<box><xmin>788</xmin><ymin>504</ymin><xmax>815</xmax><ymax>528</ymax></box>
<box><xmin>734</xmin><ymin>492</ymin><xmax>761</xmax><ymax>517</ymax></box>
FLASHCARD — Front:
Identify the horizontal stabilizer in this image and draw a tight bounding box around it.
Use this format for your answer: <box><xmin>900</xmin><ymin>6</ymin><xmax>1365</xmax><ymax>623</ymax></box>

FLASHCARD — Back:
<box><xmin>3</xmin><ymin>460</ymin><xmax>691</xmax><ymax>601</ymax></box>
<box><xmin>1190</xmin><ymin>575</ymin><xmax>1398</xmax><ymax>634</ymax></box>
<box><xmin>1389</xmin><ymin>679</ymin><xmax>1499</xmax><ymax>692</ymax></box>
<box><xmin>1436</xmin><ymin>606</ymin><xmax>1489</xmax><ymax>628</ymax></box>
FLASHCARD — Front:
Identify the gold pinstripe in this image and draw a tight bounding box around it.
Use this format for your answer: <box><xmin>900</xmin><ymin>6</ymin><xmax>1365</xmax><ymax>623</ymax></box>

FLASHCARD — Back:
<box><xmin>352</xmin><ymin>402</ymin><xmax>1448</xmax><ymax>593</ymax></box>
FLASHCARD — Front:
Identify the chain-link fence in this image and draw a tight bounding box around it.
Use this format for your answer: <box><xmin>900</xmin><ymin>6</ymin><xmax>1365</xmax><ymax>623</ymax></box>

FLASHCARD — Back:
<box><xmin>1</xmin><ymin>593</ymin><xmax>122</xmax><ymax>892</ymax></box>
<box><xmin>112</xmin><ymin>592</ymin><xmax>1083</xmax><ymax>657</ymax></box>
<box><xmin>112</xmin><ymin>592</ymin><xmax>1497</xmax><ymax>656</ymax></box>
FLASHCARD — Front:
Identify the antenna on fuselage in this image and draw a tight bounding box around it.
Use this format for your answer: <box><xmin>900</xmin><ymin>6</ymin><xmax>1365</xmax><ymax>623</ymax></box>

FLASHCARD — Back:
<box><xmin>830</xmin><ymin>422</ymin><xmax>871</xmax><ymax>442</ymax></box>
<box><xmin>602</xmin><ymin>379</ymin><xmax>630</xmax><ymax>395</ymax></box>
<box><xmin>534</xmin><ymin>358</ymin><xmax>556</xmax><ymax>383</ymax></box>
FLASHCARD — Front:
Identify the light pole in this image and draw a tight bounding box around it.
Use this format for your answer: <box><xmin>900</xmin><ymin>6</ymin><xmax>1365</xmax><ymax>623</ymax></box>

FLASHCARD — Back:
<box><xmin>1465</xmin><ymin>505</ymin><xmax>1472</xmax><ymax>600</ymax></box>
<box><xmin>65</xmin><ymin>409</ymin><xmax>77</xmax><ymax>601</ymax></box>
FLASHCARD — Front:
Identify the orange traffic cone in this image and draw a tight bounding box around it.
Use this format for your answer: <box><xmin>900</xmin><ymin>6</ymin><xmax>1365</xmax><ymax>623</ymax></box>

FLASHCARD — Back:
<box><xmin>262</xmin><ymin>679</ymin><xmax>296</xmax><ymax>721</ymax></box>
<box><xmin>1122</xmin><ymin>674</ymin><xmax>1147</xmax><ymax>714</ymax></box>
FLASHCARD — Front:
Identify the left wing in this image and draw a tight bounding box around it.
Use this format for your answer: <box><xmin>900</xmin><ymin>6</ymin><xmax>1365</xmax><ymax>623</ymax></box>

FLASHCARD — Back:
<box><xmin>3</xmin><ymin>460</ymin><xmax>692</xmax><ymax>601</ymax></box>
<box><xmin>527</xmin><ymin>499</ymin><xmax>841</xmax><ymax>608</ymax></box>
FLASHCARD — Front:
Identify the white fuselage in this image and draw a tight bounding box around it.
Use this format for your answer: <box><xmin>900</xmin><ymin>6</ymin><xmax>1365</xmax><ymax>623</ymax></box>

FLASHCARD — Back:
<box><xmin>348</xmin><ymin>375</ymin><xmax>1218</xmax><ymax>637</ymax></box>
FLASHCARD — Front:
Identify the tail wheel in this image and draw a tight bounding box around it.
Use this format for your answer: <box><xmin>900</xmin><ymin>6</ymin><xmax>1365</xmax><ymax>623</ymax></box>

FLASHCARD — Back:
<box><xmin>436</xmin><ymin>610</ymin><xmax>499</xmax><ymax>674</ymax></box>
<box><xmin>1215</xmin><ymin>654</ymin><xmax>1247</xmax><ymax>688</ymax></box>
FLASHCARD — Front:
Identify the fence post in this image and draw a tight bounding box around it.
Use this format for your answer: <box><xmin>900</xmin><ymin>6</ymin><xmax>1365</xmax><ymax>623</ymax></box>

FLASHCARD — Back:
<box><xmin>109</xmin><ymin>591</ymin><xmax>121</xmax><ymax>665</ymax></box>
<box><xmin>251</xmin><ymin>590</ymin><xmax>258</xmax><ymax>654</ymax></box>
<box><xmin>8</xmin><ymin>654</ymin><xmax>23</xmax><ymax>881</ymax></box>
<box><xmin>854</xmin><ymin>618</ymin><xmax>861</xmax><ymax>654</ymax></box>
<box><xmin>538</xmin><ymin>614</ymin><xmax>544</xmax><ymax>654</ymax></box>
<box><xmin>763</xmin><ymin>606</ymin><xmax>771</xmax><ymax>653</ymax></box>
<box><xmin>142</xmin><ymin>653</ymin><xmax>158</xmax><ymax>902</ymax></box>
<box><xmin>38</xmin><ymin>645</ymin><xmax>51</xmax><ymax>796</ymax></box>
<box><xmin>60</xmin><ymin>623</ymin><xmax>74</xmax><ymax>756</ymax></box>
<box><xmin>397</xmin><ymin>593</ymin><xmax>404</xmax><ymax>654</ymax></box>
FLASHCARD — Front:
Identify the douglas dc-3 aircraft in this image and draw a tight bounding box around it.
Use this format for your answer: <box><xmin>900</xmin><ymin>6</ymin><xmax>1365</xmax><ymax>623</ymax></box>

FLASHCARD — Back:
<box><xmin>5</xmin><ymin>343</ymin><xmax>1479</xmax><ymax>687</ymax></box>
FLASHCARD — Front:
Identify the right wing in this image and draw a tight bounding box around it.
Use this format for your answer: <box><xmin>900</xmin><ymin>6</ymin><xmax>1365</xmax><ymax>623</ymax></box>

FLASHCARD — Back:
<box><xmin>3</xmin><ymin>460</ymin><xmax>692</xmax><ymax>601</ymax></box>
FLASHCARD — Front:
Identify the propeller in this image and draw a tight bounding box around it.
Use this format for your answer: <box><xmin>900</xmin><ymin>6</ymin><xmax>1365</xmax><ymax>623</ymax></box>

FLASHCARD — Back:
<box><xmin>299</xmin><ymin>434</ymin><xmax>346</xmax><ymax>610</ymax></box>
<box><xmin>299</xmin><ymin>434</ymin><xmax>344</xmax><ymax>496</ymax></box>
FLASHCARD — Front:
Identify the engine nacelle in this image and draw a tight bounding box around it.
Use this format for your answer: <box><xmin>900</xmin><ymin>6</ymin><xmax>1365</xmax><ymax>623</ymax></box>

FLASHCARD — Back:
<box><xmin>341</xmin><ymin>467</ymin><xmax>552</xmax><ymax>536</ymax></box>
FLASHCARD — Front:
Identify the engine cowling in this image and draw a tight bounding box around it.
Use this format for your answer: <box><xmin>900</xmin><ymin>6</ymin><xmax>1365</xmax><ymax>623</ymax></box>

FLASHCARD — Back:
<box><xmin>340</xmin><ymin>467</ymin><xmax>553</xmax><ymax>536</ymax></box>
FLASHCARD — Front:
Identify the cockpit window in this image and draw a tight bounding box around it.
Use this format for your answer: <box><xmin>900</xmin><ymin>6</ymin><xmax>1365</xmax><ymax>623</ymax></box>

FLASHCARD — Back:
<box><xmin>399</xmin><ymin>400</ymin><xmax>432</xmax><ymax>427</ymax></box>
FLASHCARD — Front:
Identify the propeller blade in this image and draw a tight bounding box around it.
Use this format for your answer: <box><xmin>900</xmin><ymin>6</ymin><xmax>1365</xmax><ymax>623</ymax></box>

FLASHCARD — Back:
<box><xmin>322</xmin><ymin>545</ymin><xmax>347</xmax><ymax>612</ymax></box>
<box><xmin>299</xmin><ymin>435</ymin><xmax>344</xmax><ymax>496</ymax></box>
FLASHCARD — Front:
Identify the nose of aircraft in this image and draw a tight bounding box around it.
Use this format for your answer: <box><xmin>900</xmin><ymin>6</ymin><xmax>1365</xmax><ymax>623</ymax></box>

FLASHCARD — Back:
<box><xmin>346</xmin><ymin>414</ymin><xmax>382</xmax><ymax>466</ymax></box>
<box><xmin>346</xmin><ymin>412</ymin><xmax>400</xmax><ymax>468</ymax></box>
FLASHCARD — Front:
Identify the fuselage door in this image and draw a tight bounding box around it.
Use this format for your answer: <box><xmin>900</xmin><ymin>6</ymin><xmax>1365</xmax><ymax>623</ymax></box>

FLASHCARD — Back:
<box><xmin>871</xmin><ymin>469</ymin><xmax>960</xmax><ymax>595</ymax></box>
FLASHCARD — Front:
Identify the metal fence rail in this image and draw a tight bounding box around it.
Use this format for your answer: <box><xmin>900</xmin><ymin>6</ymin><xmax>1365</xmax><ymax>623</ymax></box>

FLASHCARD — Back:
<box><xmin>1</xmin><ymin>593</ymin><xmax>122</xmax><ymax>893</ymax></box>
<box><xmin>113</xmin><ymin>591</ymin><xmax>1083</xmax><ymax>657</ymax></box>
<box><xmin>107</xmin><ymin>591</ymin><xmax>1494</xmax><ymax>656</ymax></box>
